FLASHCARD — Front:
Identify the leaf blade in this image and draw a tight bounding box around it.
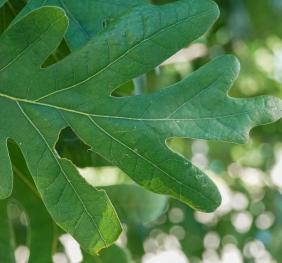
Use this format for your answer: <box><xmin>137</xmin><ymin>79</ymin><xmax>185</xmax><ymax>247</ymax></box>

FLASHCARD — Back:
<box><xmin>0</xmin><ymin>7</ymin><xmax>122</xmax><ymax>255</ymax></box>
<box><xmin>0</xmin><ymin>1</ymin><xmax>281</xmax><ymax>256</ymax></box>
<box><xmin>14</xmin><ymin>0</ymin><xmax>147</xmax><ymax>49</ymax></box>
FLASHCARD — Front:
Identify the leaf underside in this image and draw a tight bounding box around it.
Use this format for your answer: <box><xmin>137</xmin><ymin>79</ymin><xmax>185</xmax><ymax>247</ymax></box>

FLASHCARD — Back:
<box><xmin>0</xmin><ymin>0</ymin><xmax>282</xmax><ymax>255</ymax></box>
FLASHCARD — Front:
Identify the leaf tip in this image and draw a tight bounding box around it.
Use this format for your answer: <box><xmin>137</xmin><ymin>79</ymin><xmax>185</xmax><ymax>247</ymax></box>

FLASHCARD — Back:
<box><xmin>42</xmin><ymin>5</ymin><xmax>69</xmax><ymax>27</ymax></box>
<box><xmin>199</xmin><ymin>187</ymin><xmax>222</xmax><ymax>213</ymax></box>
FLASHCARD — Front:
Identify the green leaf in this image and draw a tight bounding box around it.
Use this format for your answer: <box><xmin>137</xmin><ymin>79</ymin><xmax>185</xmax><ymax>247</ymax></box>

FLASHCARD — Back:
<box><xmin>13</xmin><ymin>0</ymin><xmax>147</xmax><ymax>50</ymax></box>
<box><xmin>104</xmin><ymin>184</ymin><xmax>167</xmax><ymax>224</ymax></box>
<box><xmin>1</xmin><ymin>0</ymin><xmax>282</xmax><ymax>255</ymax></box>
<box><xmin>0</xmin><ymin>7</ymin><xmax>122</xmax><ymax>255</ymax></box>
<box><xmin>1</xmin><ymin>145</ymin><xmax>166</xmax><ymax>261</ymax></box>
<box><xmin>7</xmin><ymin>147</ymin><xmax>149</xmax><ymax>262</ymax></box>
<box><xmin>0</xmin><ymin>139</ymin><xmax>13</xmax><ymax>199</ymax></box>
<box><xmin>0</xmin><ymin>0</ymin><xmax>221</xmax><ymax>206</ymax></box>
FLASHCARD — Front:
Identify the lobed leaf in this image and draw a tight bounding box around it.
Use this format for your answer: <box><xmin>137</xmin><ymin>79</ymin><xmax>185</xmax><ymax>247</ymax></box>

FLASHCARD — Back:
<box><xmin>1</xmin><ymin>0</ymin><xmax>281</xmax><ymax>255</ymax></box>
<box><xmin>0</xmin><ymin>7</ymin><xmax>122</xmax><ymax>254</ymax></box>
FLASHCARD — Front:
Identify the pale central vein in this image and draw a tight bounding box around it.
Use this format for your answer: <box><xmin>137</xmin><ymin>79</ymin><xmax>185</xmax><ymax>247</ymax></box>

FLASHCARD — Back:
<box><xmin>0</xmin><ymin>92</ymin><xmax>249</xmax><ymax>121</ymax></box>
<box><xmin>16</xmin><ymin>101</ymin><xmax>108</xmax><ymax>246</ymax></box>
<box><xmin>33</xmin><ymin>9</ymin><xmax>212</xmax><ymax>102</ymax></box>
<box><xmin>88</xmin><ymin>116</ymin><xmax>216</xmax><ymax>205</ymax></box>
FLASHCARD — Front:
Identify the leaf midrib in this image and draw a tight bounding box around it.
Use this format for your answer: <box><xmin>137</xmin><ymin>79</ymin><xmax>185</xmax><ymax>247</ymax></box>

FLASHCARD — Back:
<box><xmin>1</xmin><ymin>91</ymin><xmax>219</xmax><ymax>208</ymax></box>
<box><xmin>33</xmin><ymin>8</ymin><xmax>214</xmax><ymax>101</ymax></box>
<box><xmin>15</xmin><ymin>101</ymin><xmax>108</xmax><ymax>248</ymax></box>
<box><xmin>88</xmin><ymin>116</ymin><xmax>218</xmax><ymax>207</ymax></box>
<box><xmin>0</xmin><ymin>92</ymin><xmax>249</xmax><ymax>121</ymax></box>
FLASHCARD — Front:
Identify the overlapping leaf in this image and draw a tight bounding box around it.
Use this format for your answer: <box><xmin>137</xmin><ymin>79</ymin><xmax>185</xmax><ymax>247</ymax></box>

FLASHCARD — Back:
<box><xmin>1</xmin><ymin>0</ymin><xmax>282</xmax><ymax>256</ymax></box>
<box><xmin>13</xmin><ymin>0</ymin><xmax>147</xmax><ymax>50</ymax></box>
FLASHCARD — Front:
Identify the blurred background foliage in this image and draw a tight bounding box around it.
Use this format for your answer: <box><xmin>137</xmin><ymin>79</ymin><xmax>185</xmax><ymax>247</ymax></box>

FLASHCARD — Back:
<box><xmin>1</xmin><ymin>0</ymin><xmax>282</xmax><ymax>262</ymax></box>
